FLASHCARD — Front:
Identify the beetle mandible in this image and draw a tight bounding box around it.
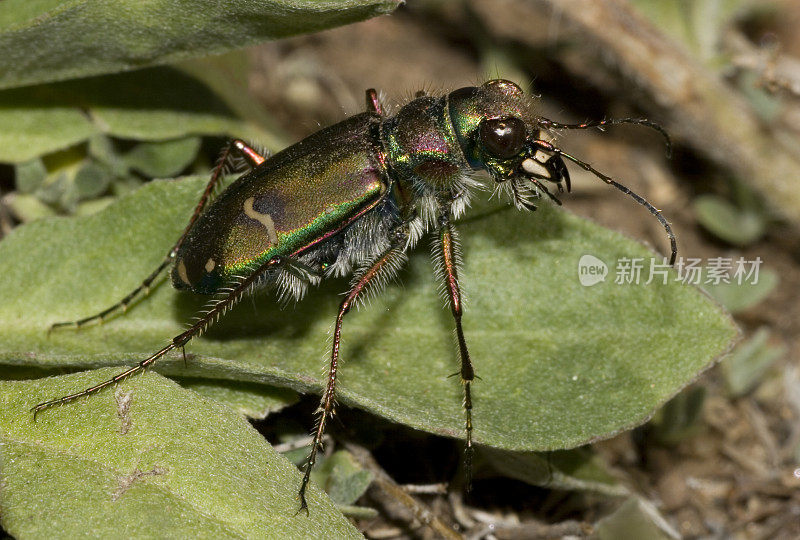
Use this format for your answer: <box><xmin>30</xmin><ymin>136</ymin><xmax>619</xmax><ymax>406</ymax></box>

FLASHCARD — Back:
<box><xmin>36</xmin><ymin>79</ymin><xmax>676</xmax><ymax>511</ymax></box>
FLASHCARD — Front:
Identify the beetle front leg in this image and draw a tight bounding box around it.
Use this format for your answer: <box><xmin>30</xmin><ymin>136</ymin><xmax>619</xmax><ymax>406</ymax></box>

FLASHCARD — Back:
<box><xmin>298</xmin><ymin>237</ymin><xmax>408</xmax><ymax>513</ymax></box>
<box><xmin>49</xmin><ymin>139</ymin><xmax>269</xmax><ymax>332</ymax></box>
<box><xmin>433</xmin><ymin>212</ymin><xmax>475</xmax><ymax>490</ymax></box>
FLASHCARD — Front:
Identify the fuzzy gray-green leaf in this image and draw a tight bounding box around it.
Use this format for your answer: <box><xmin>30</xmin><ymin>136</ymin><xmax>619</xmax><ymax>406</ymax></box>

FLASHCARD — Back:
<box><xmin>693</xmin><ymin>194</ymin><xmax>765</xmax><ymax>246</ymax></box>
<box><xmin>479</xmin><ymin>447</ymin><xmax>628</xmax><ymax>497</ymax></box>
<box><xmin>0</xmin><ymin>0</ymin><xmax>402</xmax><ymax>90</ymax></box>
<box><xmin>0</xmin><ymin>67</ymin><xmax>282</xmax><ymax>164</ymax></box>
<box><xmin>0</xmin><ymin>176</ymin><xmax>737</xmax><ymax>452</ymax></box>
<box><xmin>703</xmin><ymin>269</ymin><xmax>777</xmax><ymax>313</ymax></box>
<box><xmin>0</xmin><ymin>370</ymin><xmax>360</xmax><ymax>538</ymax></box>
<box><xmin>122</xmin><ymin>137</ymin><xmax>202</xmax><ymax>178</ymax></box>
<box><xmin>178</xmin><ymin>377</ymin><xmax>298</xmax><ymax>419</ymax></box>
<box><xmin>722</xmin><ymin>328</ymin><xmax>785</xmax><ymax>397</ymax></box>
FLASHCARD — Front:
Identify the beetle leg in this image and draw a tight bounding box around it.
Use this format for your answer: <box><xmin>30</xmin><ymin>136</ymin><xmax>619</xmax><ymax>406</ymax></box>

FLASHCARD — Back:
<box><xmin>433</xmin><ymin>212</ymin><xmax>475</xmax><ymax>492</ymax></box>
<box><xmin>49</xmin><ymin>139</ymin><xmax>269</xmax><ymax>332</ymax></box>
<box><xmin>173</xmin><ymin>139</ymin><xmax>267</xmax><ymax>258</ymax></box>
<box><xmin>229</xmin><ymin>139</ymin><xmax>267</xmax><ymax>168</ymax></box>
<box><xmin>35</xmin><ymin>258</ymin><xmax>282</xmax><ymax>418</ymax></box>
<box><xmin>286</xmin><ymin>258</ymin><xmax>325</xmax><ymax>280</ymax></box>
<box><xmin>365</xmin><ymin>88</ymin><xmax>383</xmax><ymax>116</ymax></box>
<box><xmin>510</xmin><ymin>179</ymin><xmax>538</xmax><ymax>212</ymax></box>
<box><xmin>298</xmin><ymin>235</ymin><xmax>409</xmax><ymax>513</ymax></box>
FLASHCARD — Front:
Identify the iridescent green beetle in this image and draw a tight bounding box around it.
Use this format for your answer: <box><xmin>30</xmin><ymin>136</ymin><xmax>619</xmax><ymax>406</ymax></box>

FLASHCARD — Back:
<box><xmin>37</xmin><ymin>80</ymin><xmax>675</xmax><ymax>510</ymax></box>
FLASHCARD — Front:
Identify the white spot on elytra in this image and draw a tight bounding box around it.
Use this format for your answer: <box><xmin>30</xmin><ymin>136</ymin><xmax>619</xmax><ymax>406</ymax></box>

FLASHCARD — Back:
<box><xmin>243</xmin><ymin>196</ymin><xmax>278</xmax><ymax>245</ymax></box>
<box><xmin>205</xmin><ymin>258</ymin><xmax>216</xmax><ymax>273</ymax></box>
<box><xmin>177</xmin><ymin>260</ymin><xmax>190</xmax><ymax>285</ymax></box>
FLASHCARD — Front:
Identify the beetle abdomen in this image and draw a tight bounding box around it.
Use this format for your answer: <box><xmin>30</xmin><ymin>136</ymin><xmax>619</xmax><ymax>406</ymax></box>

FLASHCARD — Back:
<box><xmin>172</xmin><ymin>113</ymin><xmax>389</xmax><ymax>294</ymax></box>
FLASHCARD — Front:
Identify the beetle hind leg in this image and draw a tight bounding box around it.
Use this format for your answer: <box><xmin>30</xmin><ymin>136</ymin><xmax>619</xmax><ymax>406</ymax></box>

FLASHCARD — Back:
<box><xmin>48</xmin><ymin>257</ymin><xmax>173</xmax><ymax>333</ymax></box>
<box><xmin>49</xmin><ymin>139</ymin><xmax>269</xmax><ymax>333</ymax></box>
<box><xmin>229</xmin><ymin>139</ymin><xmax>268</xmax><ymax>172</ymax></box>
<box><xmin>35</xmin><ymin>258</ymin><xmax>282</xmax><ymax>418</ymax></box>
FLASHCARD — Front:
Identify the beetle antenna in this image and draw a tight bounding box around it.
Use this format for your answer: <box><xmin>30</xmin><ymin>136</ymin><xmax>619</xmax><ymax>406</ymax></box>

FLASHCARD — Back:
<box><xmin>539</xmin><ymin>117</ymin><xmax>672</xmax><ymax>159</ymax></box>
<box><xmin>538</xmin><ymin>143</ymin><xmax>677</xmax><ymax>265</ymax></box>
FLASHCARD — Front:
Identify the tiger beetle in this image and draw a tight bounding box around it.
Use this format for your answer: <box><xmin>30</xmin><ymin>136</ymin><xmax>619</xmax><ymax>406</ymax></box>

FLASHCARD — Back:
<box><xmin>35</xmin><ymin>79</ymin><xmax>676</xmax><ymax>512</ymax></box>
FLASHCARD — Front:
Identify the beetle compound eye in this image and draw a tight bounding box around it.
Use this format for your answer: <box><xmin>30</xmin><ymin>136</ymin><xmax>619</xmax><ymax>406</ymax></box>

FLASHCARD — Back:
<box><xmin>479</xmin><ymin>117</ymin><xmax>526</xmax><ymax>159</ymax></box>
<box><xmin>482</xmin><ymin>79</ymin><xmax>524</xmax><ymax>97</ymax></box>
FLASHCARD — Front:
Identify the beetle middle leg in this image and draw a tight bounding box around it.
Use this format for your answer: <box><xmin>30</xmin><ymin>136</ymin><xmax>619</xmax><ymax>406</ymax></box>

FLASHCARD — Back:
<box><xmin>298</xmin><ymin>232</ymin><xmax>409</xmax><ymax>512</ymax></box>
<box><xmin>49</xmin><ymin>140</ymin><xmax>268</xmax><ymax>332</ymax></box>
<box><xmin>432</xmin><ymin>210</ymin><xmax>475</xmax><ymax>490</ymax></box>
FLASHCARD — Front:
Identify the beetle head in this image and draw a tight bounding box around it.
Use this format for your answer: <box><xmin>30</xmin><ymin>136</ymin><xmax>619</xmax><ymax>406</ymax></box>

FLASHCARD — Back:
<box><xmin>448</xmin><ymin>79</ymin><xmax>570</xmax><ymax>194</ymax></box>
<box><xmin>448</xmin><ymin>79</ymin><xmax>676</xmax><ymax>264</ymax></box>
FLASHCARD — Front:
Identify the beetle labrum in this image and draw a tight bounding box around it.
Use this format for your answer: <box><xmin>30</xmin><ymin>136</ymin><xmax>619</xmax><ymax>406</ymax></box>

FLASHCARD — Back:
<box><xmin>36</xmin><ymin>79</ymin><xmax>676</xmax><ymax>511</ymax></box>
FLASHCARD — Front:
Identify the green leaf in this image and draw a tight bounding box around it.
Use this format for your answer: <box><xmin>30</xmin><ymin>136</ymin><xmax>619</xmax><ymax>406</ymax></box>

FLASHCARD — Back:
<box><xmin>75</xmin><ymin>196</ymin><xmax>117</xmax><ymax>217</ymax></box>
<box><xmin>311</xmin><ymin>450</ymin><xmax>373</xmax><ymax>507</ymax></box>
<box><xmin>479</xmin><ymin>447</ymin><xmax>629</xmax><ymax>497</ymax></box>
<box><xmin>72</xmin><ymin>161</ymin><xmax>112</xmax><ymax>200</ymax></box>
<box><xmin>0</xmin><ymin>364</ymin><xmax>296</xmax><ymax>420</ymax></box>
<box><xmin>0</xmin><ymin>67</ymin><xmax>281</xmax><ymax>164</ymax></box>
<box><xmin>722</xmin><ymin>328</ymin><xmax>785</xmax><ymax>397</ymax></box>
<box><xmin>88</xmin><ymin>135</ymin><xmax>130</xmax><ymax>177</ymax></box>
<box><xmin>3</xmin><ymin>192</ymin><xmax>57</xmax><ymax>222</ymax></box>
<box><xmin>178</xmin><ymin>377</ymin><xmax>298</xmax><ymax>419</ymax></box>
<box><xmin>645</xmin><ymin>385</ymin><xmax>706</xmax><ymax>445</ymax></box>
<box><xmin>703</xmin><ymin>268</ymin><xmax>778</xmax><ymax>313</ymax></box>
<box><xmin>595</xmin><ymin>496</ymin><xmax>679</xmax><ymax>540</ymax></box>
<box><xmin>693</xmin><ymin>194</ymin><xmax>766</xmax><ymax>246</ymax></box>
<box><xmin>122</xmin><ymin>137</ymin><xmax>202</xmax><ymax>178</ymax></box>
<box><xmin>14</xmin><ymin>158</ymin><xmax>47</xmax><ymax>193</ymax></box>
<box><xmin>630</xmin><ymin>0</ymin><xmax>751</xmax><ymax>62</ymax></box>
<box><xmin>0</xmin><ymin>176</ymin><xmax>737</xmax><ymax>452</ymax></box>
<box><xmin>176</xmin><ymin>52</ymin><xmax>291</xmax><ymax>152</ymax></box>
<box><xmin>0</xmin><ymin>0</ymin><xmax>402</xmax><ymax>90</ymax></box>
<box><xmin>0</xmin><ymin>106</ymin><xmax>96</xmax><ymax>164</ymax></box>
<box><xmin>0</xmin><ymin>370</ymin><xmax>361</xmax><ymax>538</ymax></box>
